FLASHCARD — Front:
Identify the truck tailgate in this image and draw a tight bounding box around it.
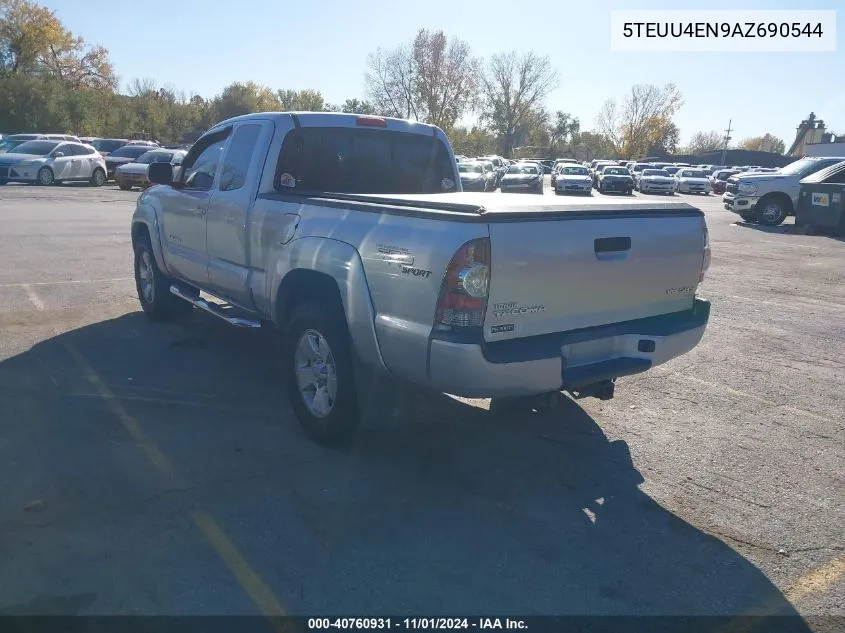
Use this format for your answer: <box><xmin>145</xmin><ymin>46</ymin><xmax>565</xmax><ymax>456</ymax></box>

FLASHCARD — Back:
<box><xmin>485</xmin><ymin>211</ymin><xmax>706</xmax><ymax>342</ymax></box>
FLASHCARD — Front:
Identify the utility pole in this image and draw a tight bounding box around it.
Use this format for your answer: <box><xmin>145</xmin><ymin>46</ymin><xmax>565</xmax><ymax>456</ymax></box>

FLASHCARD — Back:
<box><xmin>720</xmin><ymin>119</ymin><xmax>733</xmax><ymax>165</ymax></box>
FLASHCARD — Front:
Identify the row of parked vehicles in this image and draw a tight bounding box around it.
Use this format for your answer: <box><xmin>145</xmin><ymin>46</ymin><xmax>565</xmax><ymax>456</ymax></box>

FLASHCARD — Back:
<box><xmin>0</xmin><ymin>132</ymin><xmax>191</xmax><ymax>189</ymax></box>
<box><xmin>456</xmin><ymin>155</ymin><xmax>546</xmax><ymax>194</ymax></box>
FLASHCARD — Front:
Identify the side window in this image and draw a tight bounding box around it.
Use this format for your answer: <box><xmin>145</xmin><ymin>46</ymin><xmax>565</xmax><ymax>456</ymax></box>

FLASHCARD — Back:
<box><xmin>219</xmin><ymin>124</ymin><xmax>262</xmax><ymax>192</ymax></box>
<box><xmin>803</xmin><ymin>161</ymin><xmax>836</xmax><ymax>178</ymax></box>
<box><xmin>180</xmin><ymin>129</ymin><xmax>231</xmax><ymax>191</ymax></box>
<box><xmin>70</xmin><ymin>144</ymin><xmax>88</xmax><ymax>156</ymax></box>
<box><xmin>53</xmin><ymin>144</ymin><xmax>69</xmax><ymax>157</ymax></box>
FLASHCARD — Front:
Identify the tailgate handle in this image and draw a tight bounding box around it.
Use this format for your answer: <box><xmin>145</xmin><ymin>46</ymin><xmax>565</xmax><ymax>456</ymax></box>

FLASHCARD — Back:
<box><xmin>594</xmin><ymin>237</ymin><xmax>631</xmax><ymax>253</ymax></box>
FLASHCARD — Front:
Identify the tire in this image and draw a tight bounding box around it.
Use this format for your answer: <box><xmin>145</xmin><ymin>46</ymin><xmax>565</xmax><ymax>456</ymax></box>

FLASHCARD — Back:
<box><xmin>89</xmin><ymin>168</ymin><xmax>106</xmax><ymax>187</ymax></box>
<box><xmin>740</xmin><ymin>212</ymin><xmax>758</xmax><ymax>223</ymax></box>
<box><xmin>133</xmin><ymin>236</ymin><xmax>193</xmax><ymax>321</ymax></box>
<box><xmin>757</xmin><ymin>196</ymin><xmax>789</xmax><ymax>226</ymax></box>
<box><xmin>119</xmin><ymin>184</ymin><xmax>133</xmax><ymax>191</ymax></box>
<box><xmin>284</xmin><ymin>301</ymin><xmax>360</xmax><ymax>447</ymax></box>
<box><xmin>37</xmin><ymin>167</ymin><xmax>54</xmax><ymax>186</ymax></box>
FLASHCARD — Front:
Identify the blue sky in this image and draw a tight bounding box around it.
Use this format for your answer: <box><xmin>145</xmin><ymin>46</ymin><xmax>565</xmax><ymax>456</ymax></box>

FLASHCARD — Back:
<box><xmin>40</xmin><ymin>0</ymin><xmax>844</xmax><ymax>146</ymax></box>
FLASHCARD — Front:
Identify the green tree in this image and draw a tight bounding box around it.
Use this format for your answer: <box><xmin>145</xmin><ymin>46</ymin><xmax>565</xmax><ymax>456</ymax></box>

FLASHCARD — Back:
<box><xmin>277</xmin><ymin>88</ymin><xmax>326</xmax><ymax>111</ymax></box>
<box><xmin>213</xmin><ymin>81</ymin><xmax>280</xmax><ymax>121</ymax></box>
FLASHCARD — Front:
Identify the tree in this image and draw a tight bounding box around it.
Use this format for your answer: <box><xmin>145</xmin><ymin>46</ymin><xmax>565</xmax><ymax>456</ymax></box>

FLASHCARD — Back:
<box><xmin>480</xmin><ymin>50</ymin><xmax>558</xmax><ymax>157</ymax></box>
<box><xmin>0</xmin><ymin>0</ymin><xmax>116</xmax><ymax>90</ymax></box>
<box><xmin>276</xmin><ymin>88</ymin><xmax>325</xmax><ymax>111</ymax></box>
<box><xmin>411</xmin><ymin>29</ymin><xmax>480</xmax><ymax>132</ymax></box>
<box><xmin>364</xmin><ymin>29</ymin><xmax>480</xmax><ymax>130</ymax></box>
<box><xmin>449</xmin><ymin>125</ymin><xmax>498</xmax><ymax>157</ymax></box>
<box><xmin>548</xmin><ymin>111</ymin><xmax>580</xmax><ymax>155</ymax></box>
<box><xmin>364</xmin><ymin>42</ymin><xmax>418</xmax><ymax>119</ymax></box>
<box><xmin>596</xmin><ymin>83</ymin><xmax>683</xmax><ymax>159</ymax></box>
<box><xmin>741</xmin><ymin>133</ymin><xmax>786</xmax><ymax>154</ymax></box>
<box><xmin>684</xmin><ymin>130</ymin><xmax>725</xmax><ymax>155</ymax></box>
<box><xmin>337</xmin><ymin>98</ymin><xmax>375</xmax><ymax>115</ymax></box>
<box><xmin>567</xmin><ymin>131</ymin><xmax>616</xmax><ymax>161</ymax></box>
<box><xmin>213</xmin><ymin>81</ymin><xmax>280</xmax><ymax>121</ymax></box>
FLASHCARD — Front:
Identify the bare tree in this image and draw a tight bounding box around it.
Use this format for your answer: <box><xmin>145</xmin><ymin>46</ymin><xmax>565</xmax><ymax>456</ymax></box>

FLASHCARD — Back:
<box><xmin>364</xmin><ymin>29</ymin><xmax>480</xmax><ymax>129</ymax></box>
<box><xmin>596</xmin><ymin>83</ymin><xmax>683</xmax><ymax>159</ymax></box>
<box><xmin>480</xmin><ymin>51</ymin><xmax>559</xmax><ymax>156</ymax></box>
<box><xmin>683</xmin><ymin>130</ymin><xmax>725</xmax><ymax>155</ymax></box>
<box><xmin>364</xmin><ymin>43</ymin><xmax>418</xmax><ymax>120</ymax></box>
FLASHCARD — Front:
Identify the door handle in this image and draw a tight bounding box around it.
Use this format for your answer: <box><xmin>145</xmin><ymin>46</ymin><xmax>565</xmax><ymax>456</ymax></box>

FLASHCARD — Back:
<box><xmin>192</xmin><ymin>207</ymin><xmax>206</xmax><ymax>216</ymax></box>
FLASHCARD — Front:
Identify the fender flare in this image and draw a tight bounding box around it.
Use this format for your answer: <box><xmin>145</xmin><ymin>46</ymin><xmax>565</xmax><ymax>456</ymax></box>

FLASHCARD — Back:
<box><xmin>268</xmin><ymin>236</ymin><xmax>388</xmax><ymax>375</ymax></box>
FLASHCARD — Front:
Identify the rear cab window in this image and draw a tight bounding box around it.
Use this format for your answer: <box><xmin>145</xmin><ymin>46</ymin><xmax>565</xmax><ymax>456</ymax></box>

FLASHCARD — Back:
<box><xmin>274</xmin><ymin>125</ymin><xmax>457</xmax><ymax>194</ymax></box>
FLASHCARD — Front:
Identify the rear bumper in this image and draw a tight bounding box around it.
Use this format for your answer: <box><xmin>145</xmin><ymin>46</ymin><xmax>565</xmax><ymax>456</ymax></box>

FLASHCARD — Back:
<box><xmin>426</xmin><ymin>298</ymin><xmax>711</xmax><ymax>398</ymax></box>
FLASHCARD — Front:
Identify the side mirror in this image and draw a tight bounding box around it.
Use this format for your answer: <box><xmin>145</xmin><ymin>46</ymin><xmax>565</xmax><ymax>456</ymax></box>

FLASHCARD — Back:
<box><xmin>52</xmin><ymin>151</ymin><xmax>65</xmax><ymax>158</ymax></box>
<box><xmin>148</xmin><ymin>162</ymin><xmax>175</xmax><ymax>186</ymax></box>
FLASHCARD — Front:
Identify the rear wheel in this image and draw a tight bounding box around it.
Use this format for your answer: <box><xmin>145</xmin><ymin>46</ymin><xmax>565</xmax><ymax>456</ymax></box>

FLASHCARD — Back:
<box><xmin>284</xmin><ymin>301</ymin><xmax>360</xmax><ymax>447</ymax></box>
<box><xmin>89</xmin><ymin>168</ymin><xmax>106</xmax><ymax>187</ymax></box>
<box><xmin>740</xmin><ymin>212</ymin><xmax>758</xmax><ymax>223</ymax></box>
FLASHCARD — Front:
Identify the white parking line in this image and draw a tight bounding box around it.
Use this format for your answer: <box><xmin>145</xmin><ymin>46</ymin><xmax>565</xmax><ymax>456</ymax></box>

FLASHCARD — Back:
<box><xmin>0</xmin><ymin>277</ymin><xmax>133</xmax><ymax>288</ymax></box>
<box><xmin>22</xmin><ymin>284</ymin><xmax>44</xmax><ymax>311</ymax></box>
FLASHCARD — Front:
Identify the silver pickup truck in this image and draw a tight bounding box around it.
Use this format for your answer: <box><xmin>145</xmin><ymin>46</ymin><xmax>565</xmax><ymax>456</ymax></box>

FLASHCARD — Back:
<box><xmin>131</xmin><ymin>112</ymin><xmax>711</xmax><ymax>446</ymax></box>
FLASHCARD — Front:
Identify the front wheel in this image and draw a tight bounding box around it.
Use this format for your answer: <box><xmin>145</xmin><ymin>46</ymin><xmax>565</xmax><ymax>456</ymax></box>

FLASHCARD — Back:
<box><xmin>284</xmin><ymin>301</ymin><xmax>360</xmax><ymax>447</ymax></box>
<box><xmin>740</xmin><ymin>212</ymin><xmax>758</xmax><ymax>223</ymax></box>
<box><xmin>89</xmin><ymin>168</ymin><xmax>106</xmax><ymax>187</ymax></box>
<box><xmin>758</xmin><ymin>197</ymin><xmax>789</xmax><ymax>226</ymax></box>
<box><xmin>37</xmin><ymin>167</ymin><xmax>55</xmax><ymax>186</ymax></box>
<box><xmin>134</xmin><ymin>237</ymin><xmax>193</xmax><ymax>321</ymax></box>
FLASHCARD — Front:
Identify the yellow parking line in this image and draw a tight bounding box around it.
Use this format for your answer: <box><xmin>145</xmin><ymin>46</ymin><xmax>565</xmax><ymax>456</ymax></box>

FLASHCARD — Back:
<box><xmin>63</xmin><ymin>342</ymin><xmax>289</xmax><ymax>621</ymax></box>
<box><xmin>712</xmin><ymin>557</ymin><xmax>845</xmax><ymax>633</ymax></box>
<box><xmin>785</xmin><ymin>557</ymin><xmax>845</xmax><ymax>604</ymax></box>
<box><xmin>192</xmin><ymin>510</ymin><xmax>288</xmax><ymax>617</ymax></box>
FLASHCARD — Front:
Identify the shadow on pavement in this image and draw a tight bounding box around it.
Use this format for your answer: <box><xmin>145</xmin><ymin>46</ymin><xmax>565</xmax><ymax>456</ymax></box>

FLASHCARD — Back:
<box><xmin>0</xmin><ymin>311</ymin><xmax>812</xmax><ymax>629</ymax></box>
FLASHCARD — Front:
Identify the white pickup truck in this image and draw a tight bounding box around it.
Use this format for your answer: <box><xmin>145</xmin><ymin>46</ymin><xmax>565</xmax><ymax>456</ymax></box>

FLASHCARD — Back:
<box><xmin>723</xmin><ymin>156</ymin><xmax>843</xmax><ymax>225</ymax></box>
<box><xmin>131</xmin><ymin>112</ymin><xmax>711</xmax><ymax>445</ymax></box>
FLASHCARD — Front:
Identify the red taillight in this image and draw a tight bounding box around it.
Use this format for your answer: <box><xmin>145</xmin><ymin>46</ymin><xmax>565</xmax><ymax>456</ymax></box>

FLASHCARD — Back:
<box><xmin>434</xmin><ymin>238</ymin><xmax>491</xmax><ymax>330</ymax></box>
<box><xmin>700</xmin><ymin>223</ymin><xmax>711</xmax><ymax>283</ymax></box>
<box><xmin>356</xmin><ymin>116</ymin><xmax>387</xmax><ymax>128</ymax></box>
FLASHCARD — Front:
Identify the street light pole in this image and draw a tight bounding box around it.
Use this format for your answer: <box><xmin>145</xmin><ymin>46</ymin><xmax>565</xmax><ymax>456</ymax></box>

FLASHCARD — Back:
<box><xmin>720</xmin><ymin>119</ymin><xmax>733</xmax><ymax>165</ymax></box>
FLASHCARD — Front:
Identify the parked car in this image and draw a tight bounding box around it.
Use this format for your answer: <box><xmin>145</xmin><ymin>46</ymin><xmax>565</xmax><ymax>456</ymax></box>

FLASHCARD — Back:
<box><xmin>673</xmin><ymin>168</ymin><xmax>711</xmax><ymax>194</ymax></box>
<box><xmin>723</xmin><ymin>156</ymin><xmax>844</xmax><ymax>225</ymax></box>
<box><xmin>591</xmin><ymin>161</ymin><xmax>618</xmax><ymax>187</ymax></box>
<box><xmin>628</xmin><ymin>162</ymin><xmax>656</xmax><ymax>186</ymax></box>
<box><xmin>105</xmin><ymin>144</ymin><xmax>161</xmax><ymax>180</ymax></box>
<box><xmin>457</xmin><ymin>161</ymin><xmax>495</xmax><ymax>192</ymax></box>
<box><xmin>0</xmin><ymin>139</ymin><xmax>106</xmax><ymax>186</ymax></box>
<box><xmin>0</xmin><ymin>133</ymin><xmax>80</xmax><ymax>154</ymax></box>
<box><xmin>597</xmin><ymin>166</ymin><xmax>634</xmax><ymax>194</ymax></box>
<box><xmin>664</xmin><ymin>166</ymin><xmax>682</xmax><ymax>176</ymax></box>
<box><xmin>553</xmin><ymin>163</ymin><xmax>592</xmax><ymax>195</ymax></box>
<box><xmin>114</xmin><ymin>149</ymin><xmax>187</xmax><ymax>190</ymax></box>
<box><xmin>132</xmin><ymin>111</ymin><xmax>710</xmax><ymax>446</ymax></box>
<box><xmin>708</xmin><ymin>165</ymin><xmax>728</xmax><ymax>175</ymax></box>
<box><xmin>710</xmin><ymin>169</ymin><xmax>740</xmax><ymax>195</ymax></box>
<box><xmin>499</xmin><ymin>162</ymin><xmax>544</xmax><ymax>193</ymax></box>
<box><xmin>91</xmin><ymin>138</ymin><xmax>130</xmax><ymax>157</ymax></box>
<box><xmin>637</xmin><ymin>169</ymin><xmax>675</xmax><ymax>195</ymax></box>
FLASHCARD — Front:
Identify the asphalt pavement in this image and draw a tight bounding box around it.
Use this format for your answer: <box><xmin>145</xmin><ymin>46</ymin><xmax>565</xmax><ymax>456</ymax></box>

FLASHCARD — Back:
<box><xmin>0</xmin><ymin>180</ymin><xmax>842</xmax><ymax>629</ymax></box>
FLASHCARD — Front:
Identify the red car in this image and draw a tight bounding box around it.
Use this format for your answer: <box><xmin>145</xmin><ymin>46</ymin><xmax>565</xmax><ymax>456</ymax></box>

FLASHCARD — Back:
<box><xmin>710</xmin><ymin>169</ymin><xmax>740</xmax><ymax>195</ymax></box>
